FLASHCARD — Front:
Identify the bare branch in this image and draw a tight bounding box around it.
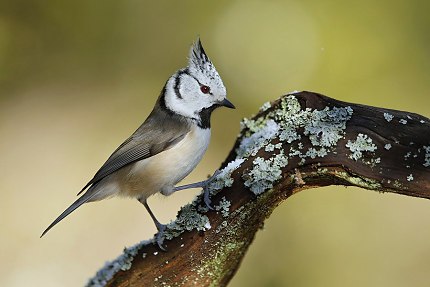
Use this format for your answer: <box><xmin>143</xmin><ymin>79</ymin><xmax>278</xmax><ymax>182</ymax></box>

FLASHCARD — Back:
<box><xmin>87</xmin><ymin>91</ymin><xmax>430</xmax><ymax>287</ymax></box>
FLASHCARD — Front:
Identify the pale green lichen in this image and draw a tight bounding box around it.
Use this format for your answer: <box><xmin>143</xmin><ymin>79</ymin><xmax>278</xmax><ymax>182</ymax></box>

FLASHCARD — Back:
<box><xmin>384</xmin><ymin>112</ymin><xmax>394</xmax><ymax>122</ymax></box>
<box><xmin>230</xmin><ymin>205</ymin><xmax>245</xmax><ymax>218</ymax></box>
<box><xmin>239</xmin><ymin>95</ymin><xmax>353</xmax><ymax>160</ymax></box>
<box><xmin>364</xmin><ymin>156</ymin><xmax>381</xmax><ymax>168</ymax></box>
<box><xmin>264</xmin><ymin>143</ymin><xmax>282</xmax><ymax>152</ymax></box>
<box><xmin>236</xmin><ymin>120</ymin><xmax>280</xmax><ymax>158</ymax></box>
<box><xmin>275</xmin><ymin>143</ymin><xmax>283</xmax><ymax>149</ymax></box>
<box><xmin>192</xmin><ymin>201</ymin><xmax>261</xmax><ymax>285</ymax></box>
<box><xmin>346</xmin><ymin>133</ymin><xmax>377</xmax><ymax>160</ymax></box>
<box><xmin>272</xmin><ymin>97</ymin><xmax>354</xmax><ymax>149</ymax></box>
<box><xmin>215</xmin><ymin>197</ymin><xmax>231</xmax><ymax>218</ymax></box>
<box><xmin>288</xmin><ymin>145</ymin><xmax>328</xmax><ymax>163</ymax></box>
<box><xmin>239</xmin><ymin>117</ymin><xmax>268</xmax><ymax>135</ymax></box>
<box><xmin>404</xmin><ymin>152</ymin><xmax>411</xmax><ymax>159</ymax></box>
<box><xmin>207</xmin><ymin>158</ymin><xmax>245</xmax><ymax>192</ymax></box>
<box><xmin>195</xmin><ymin>241</ymin><xmax>245</xmax><ymax>284</ymax></box>
<box><xmin>237</xmin><ymin>95</ymin><xmax>354</xmax><ymax>196</ymax></box>
<box><xmin>279</xmin><ymin>127</ymin><xmax>301</xmax><ymax>143</ymax></box>
<box><xmin>191</xmin><ymin>194</ymin><xmax>286</xmax><ymax>285</ymax></box>
<box><xmin>393</xmin><ymin>180</ymin><xmax>404</xmax><ymax>189</ymax></box>
<box><xmin>260</xmin><ymin>101</ymin><xmax>272</xmax><ymax>112</ymax></box>
<box><xmin>384</xmin><ymin>143</ymin><xmax>392</xmax><ymax>150</ymax></box>
<box><xmin>163</xmin><ymin>204</ymin><xmax>211</xmax><ymax>240</ymax></box>
<box><xmin>215</xmin><ymin>221</ymin><xmax>228</xmax><ymax>234</ymax></box>
<box><xmin>304</xmin><ymin>106</ymin><xmax>354</xmax><ymax>147</ymax></box>
<box><xmin>407</xmin><ymin>174</ymin><xmax>414</xmax><ymax>181</ymax></box>
<box><xmin>334</xmin><ymin>171</ymin><xmax>382</xmax><ymax>190</ymax></box>
<box><xmin>305</xmin><ymin>147</ymin><xmax>328</xmax><ymax>159</ymax></box>
<box><xmin>275</xmin><ymin>96</ymin><xmax>353</xmax><ymax>153</ymax></box>
<box><xmin>423</xmin><ymin>146</ymin><xmax>430</xmax><ymax>167</ymax></box>
<box><xmin>86</xmin><ymin>240</ymin><xmax>147</xmax><ymax>287</ymax></box>
<box><xmin>399</xmin><ymin>119</ymin><xmax>408</xmax><ymax>125</ymax></box>
<box><xmin>243</xmin><ymin>151</ymin><xmax>289</xmax><ymax>195</ymax></box>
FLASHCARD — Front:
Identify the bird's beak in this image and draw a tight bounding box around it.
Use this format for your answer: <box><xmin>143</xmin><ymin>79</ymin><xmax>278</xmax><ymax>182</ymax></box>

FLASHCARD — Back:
<box><xmin>219</xmin><ymin>98</ymin><xmax>235</xmax><ymax>109</ymax></box>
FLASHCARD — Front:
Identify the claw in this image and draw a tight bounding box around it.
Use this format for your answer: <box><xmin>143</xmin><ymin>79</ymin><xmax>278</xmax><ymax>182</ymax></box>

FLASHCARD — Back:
<box><xmin>203</xmin><ymin>187</ymin><xmax>214</xmax><ymax>210</ymax></box>
<box><xmin>154</xmin><ymin>223</ymin><xmax>167</xmax><ymax>251</ymax></box>
<box><xmin>202</xmin><ymin>169</ymin><xmax>222</xmax><ymax>210</ymax></box>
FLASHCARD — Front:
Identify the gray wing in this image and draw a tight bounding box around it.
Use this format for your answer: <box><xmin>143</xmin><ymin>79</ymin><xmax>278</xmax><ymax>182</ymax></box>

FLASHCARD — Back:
<box><xmin>78</xmin><ymin>109</ymin><xmax>190</xmax><ymax>195</ymax></box>
<box><xmin>40</xmin><ymin>108</ymin><xmax>191</xmax><ymax>238</ymax></box>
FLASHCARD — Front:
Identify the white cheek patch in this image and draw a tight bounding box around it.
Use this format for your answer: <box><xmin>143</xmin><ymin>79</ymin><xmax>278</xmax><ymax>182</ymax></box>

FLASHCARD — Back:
<box><xmin>165</xmin><ymin>92</ymin><xmax>194</xmax><ymax>119</ymax></box>
<box><xmin>180</xmin><ymin>79</ymin><xmax>195</xmax><ymax>96</ymax></box>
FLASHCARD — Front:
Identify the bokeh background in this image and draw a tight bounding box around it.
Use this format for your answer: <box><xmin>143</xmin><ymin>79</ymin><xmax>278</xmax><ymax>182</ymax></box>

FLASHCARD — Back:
<box><xmin>1</xmin><ymin>0</ymin><xmax>429</xmax><ymax>286</ymax></box>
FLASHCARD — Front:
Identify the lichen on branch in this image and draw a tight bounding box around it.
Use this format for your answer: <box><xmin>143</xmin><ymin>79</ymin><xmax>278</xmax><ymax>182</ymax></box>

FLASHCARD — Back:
<box><xmin>88</xmin><ymin>91</ymin><xmax>430</xmax><ymax>287</ymax></box>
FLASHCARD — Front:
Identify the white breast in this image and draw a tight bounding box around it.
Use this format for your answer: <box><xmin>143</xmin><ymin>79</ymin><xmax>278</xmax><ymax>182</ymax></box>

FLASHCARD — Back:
<box><xmin>119</xmin><ymin>126</ymin><xmax>211</xmax><ymax>199</ymax></box>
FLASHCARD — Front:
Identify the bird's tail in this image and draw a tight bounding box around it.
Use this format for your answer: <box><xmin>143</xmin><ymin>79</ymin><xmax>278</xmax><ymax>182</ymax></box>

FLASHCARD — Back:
<box><xmin>40</xmin><ymin>189</ymin><xmax>100</xmax><ymax>238</ymax></box>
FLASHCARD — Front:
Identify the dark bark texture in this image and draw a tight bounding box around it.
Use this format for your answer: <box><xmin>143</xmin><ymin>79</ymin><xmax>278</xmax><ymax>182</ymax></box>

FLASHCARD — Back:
<box><xmin>87</xmin><ymin>91</ymin><xmax>430</xmax><ymax>287</ymax></box>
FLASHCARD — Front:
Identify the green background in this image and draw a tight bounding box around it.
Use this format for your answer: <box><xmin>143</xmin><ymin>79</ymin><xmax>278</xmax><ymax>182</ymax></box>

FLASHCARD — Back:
<box><xmin>1</xmin><ymin>1</ymin><xmax>429</xmax><ymax>286</ymax></box>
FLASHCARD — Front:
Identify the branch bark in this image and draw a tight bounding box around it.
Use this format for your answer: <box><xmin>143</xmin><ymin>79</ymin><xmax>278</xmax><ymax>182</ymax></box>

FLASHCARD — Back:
<box><xmin>87</xmin><ymin>91</ymin><xmax>430</xmax><ymax>287</ymax></box>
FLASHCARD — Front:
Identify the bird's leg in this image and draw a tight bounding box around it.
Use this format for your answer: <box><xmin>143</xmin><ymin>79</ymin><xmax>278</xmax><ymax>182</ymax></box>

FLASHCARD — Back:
<box><xmin>138</xmin><ymin>198</ymin><xmax>166</xmax><ymax>251</ymax></box>
<box><xmin>172</xmin><ymin>180</ymin><xmax>206</xmax><ymax>192</ymax></box>
<box><xmin>172</xmin><ymin>170</ymin><xmax>222</xmax><ymax>209</ymax></box>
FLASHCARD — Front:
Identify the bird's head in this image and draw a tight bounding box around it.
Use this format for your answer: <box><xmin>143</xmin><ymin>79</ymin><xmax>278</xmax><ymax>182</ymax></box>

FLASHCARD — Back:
<box><xmin>162</xmin><ymin>38</ymin><xmax>234</xmax><ymax>128</ymax></box>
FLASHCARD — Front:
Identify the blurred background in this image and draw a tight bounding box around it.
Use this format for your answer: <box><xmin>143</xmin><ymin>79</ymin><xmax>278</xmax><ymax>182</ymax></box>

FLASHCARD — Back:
<box><xmin>1</xmin><ymin>0</ymin><xmax>429</xmax><ymax>286</ymax></box>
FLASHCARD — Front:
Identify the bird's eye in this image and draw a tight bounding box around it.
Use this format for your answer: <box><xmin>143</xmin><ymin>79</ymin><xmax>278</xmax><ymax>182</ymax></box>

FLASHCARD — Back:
<box><xmin>200</xmin><ymin>85</ymin><xmax>210</xmax><ymax>94</ymax></box>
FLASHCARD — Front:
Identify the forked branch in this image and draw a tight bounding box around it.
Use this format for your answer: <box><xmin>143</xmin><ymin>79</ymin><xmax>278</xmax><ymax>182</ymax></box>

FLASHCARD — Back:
<box><xmin>87</xmin><ymin>91</ymin><xmax>430</xmax><ymax>287</ymax></box>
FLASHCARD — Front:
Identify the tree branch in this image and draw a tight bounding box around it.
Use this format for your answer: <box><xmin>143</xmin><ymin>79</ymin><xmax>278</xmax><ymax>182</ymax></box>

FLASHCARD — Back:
<box><xmin>87</xmin><ymin>91</ymin><xmax>430</xmax><ymax>287</ymax></box>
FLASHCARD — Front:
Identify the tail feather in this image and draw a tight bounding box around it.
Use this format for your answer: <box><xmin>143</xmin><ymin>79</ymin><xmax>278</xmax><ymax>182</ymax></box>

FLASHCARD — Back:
<box><xmin>40</xmin><ymin>190</ymin><xmax>99</xmax><ymax>238</ymax></box>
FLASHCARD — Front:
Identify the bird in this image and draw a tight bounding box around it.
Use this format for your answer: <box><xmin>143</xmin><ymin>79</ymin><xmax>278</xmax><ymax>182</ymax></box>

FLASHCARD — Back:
<box><xmin>41</xmin><ymin>38</ymin><xmax>235</xmax><ymax>250</ymax></box>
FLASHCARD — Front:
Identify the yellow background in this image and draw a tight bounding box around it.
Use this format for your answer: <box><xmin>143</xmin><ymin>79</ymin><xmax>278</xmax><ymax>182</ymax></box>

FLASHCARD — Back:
<box><xmin>1</xmin><ymin>1</ymin><xmax>429</xmax><ymax>286</ymax></box>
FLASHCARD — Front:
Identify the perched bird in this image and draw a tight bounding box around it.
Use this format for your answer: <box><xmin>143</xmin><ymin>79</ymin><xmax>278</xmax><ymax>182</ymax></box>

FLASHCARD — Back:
<box><xmin>41</xmin><ymin>39</ymin><xmax>235</xmax><ymax>249</ymax></box>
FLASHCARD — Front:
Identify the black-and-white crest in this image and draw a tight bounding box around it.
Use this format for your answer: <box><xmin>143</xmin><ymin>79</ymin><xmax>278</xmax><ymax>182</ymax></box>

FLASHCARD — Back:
<box><xmin>189</xmin><ymin>39</ymin><xmax>211</xmax><ymax>72</ymax></box>
<box><xmin>188</xmin><ymin>39</ymin><xmax>223</xmax><ymax>87</ymax></box>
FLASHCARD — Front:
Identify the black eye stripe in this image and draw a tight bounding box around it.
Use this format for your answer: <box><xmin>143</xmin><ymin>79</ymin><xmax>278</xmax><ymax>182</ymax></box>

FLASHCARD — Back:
<box><xmin>173</xmin><ymin>76</ymin><xmax>182</xmax><ymax>99</ymax></box>
<box><xmin>173</xmin><ymin>69</ymin><xmax>190</xmax><ymax>99</ymax></box>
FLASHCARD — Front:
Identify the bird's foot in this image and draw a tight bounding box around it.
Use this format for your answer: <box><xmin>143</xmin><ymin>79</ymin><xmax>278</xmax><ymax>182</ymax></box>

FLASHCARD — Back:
<box><xmin>202</xmin><ymin>169</ymin><xmax>222</xmax><ymax>210</ymax></box>
<box><xmin>203</xmin><ymin>187</ymin><xmax>213</xmax><ymax>210</ymax></box>
<box><xmin>154</xmin><ymin>223</ymin><xmax>167</xmax><ymax>251</ymax></box>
